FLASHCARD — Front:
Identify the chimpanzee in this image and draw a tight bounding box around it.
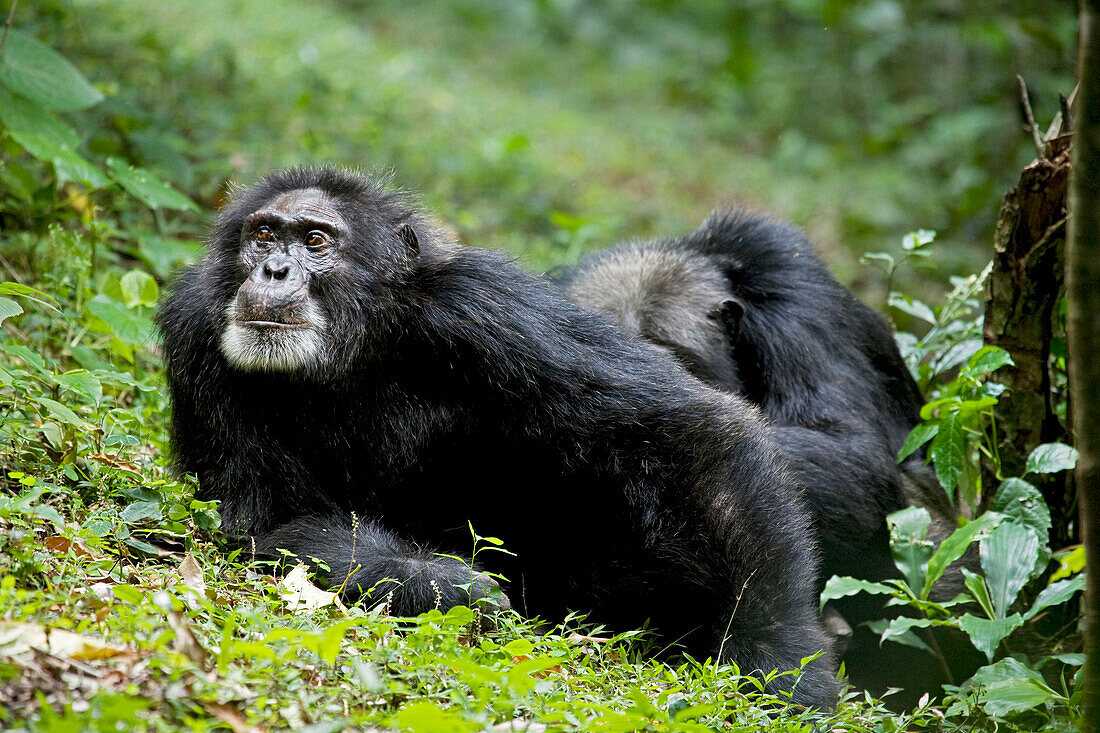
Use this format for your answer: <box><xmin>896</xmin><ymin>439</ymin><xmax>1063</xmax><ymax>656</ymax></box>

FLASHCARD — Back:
<box><xmin>157</xmin><ymin>168</ymin><xmax>837</xmax><ymax>709</ymax></box>
<box><xmin>557</xmin><ymin>210</ymin><xmax>976</xmax><ymax>704</ymax></box>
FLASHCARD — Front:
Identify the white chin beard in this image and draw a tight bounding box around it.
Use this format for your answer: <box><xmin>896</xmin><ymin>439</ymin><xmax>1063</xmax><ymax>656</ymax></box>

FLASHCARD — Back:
<box><xmin>220</xmin><ymin>301</ymin><xmax>327</xmax><ymax>372</ymax></box>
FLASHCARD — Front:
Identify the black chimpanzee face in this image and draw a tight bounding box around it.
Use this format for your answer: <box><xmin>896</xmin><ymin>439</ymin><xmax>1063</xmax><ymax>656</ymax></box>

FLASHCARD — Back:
<box><xmin>219</xmin><ymin>188</ymin><xmax>348</xmax><ymax>372</ymax></box>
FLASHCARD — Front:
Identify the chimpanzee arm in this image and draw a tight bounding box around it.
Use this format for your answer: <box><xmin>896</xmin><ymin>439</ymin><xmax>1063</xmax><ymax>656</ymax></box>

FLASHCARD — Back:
<box><xmin>253</xmin><ymin>514</ymin><xmax>507</xmax><ymax>615</ymax></box>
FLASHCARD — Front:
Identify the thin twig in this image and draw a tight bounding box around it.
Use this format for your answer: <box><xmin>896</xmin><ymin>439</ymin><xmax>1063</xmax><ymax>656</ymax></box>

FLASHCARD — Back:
<box><xmin>1017</xmin><ymin>74</ymin><xmax>1045</xmax><ymax>157</ymax></box>
<box><xmin>0</xmin><ymin>0</ymin><xmax>17</xmax><ymax>62</ymax></box>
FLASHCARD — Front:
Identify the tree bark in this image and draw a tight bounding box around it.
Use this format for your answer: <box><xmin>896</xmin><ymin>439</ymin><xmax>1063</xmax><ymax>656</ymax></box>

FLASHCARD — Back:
<box><xmin>1067</xmin><ymin>1</ymin><xmax>1100</xmax><ymax>728</ymax></box>
<box><xmin>982</xmin><ymin>145</ymin><xmax>1071</xmax><ymax>538</ymax></box>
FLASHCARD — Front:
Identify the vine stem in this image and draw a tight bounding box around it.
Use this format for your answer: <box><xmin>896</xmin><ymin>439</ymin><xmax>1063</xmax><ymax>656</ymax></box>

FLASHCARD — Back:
<box><xmin>0</xmin><ymin>0</ymin><xmax>17</xmax><ymax>62</ymax></box>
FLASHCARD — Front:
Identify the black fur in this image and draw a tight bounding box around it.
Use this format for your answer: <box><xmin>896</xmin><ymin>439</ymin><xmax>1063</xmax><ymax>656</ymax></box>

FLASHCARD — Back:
<box><xmin>158</xmin><ymin>169</ymin><xmax>837</xmax><ymax>709</ymax></box>
<box><xmin>559</xmin><ymin>211</ymin><xmax>978</xmax><ymax>704</ymax></box>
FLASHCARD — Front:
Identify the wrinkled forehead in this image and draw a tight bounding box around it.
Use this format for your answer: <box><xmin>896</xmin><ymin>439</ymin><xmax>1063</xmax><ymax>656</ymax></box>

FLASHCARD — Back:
<box><xmin>254</xmin><ymin>187</ymin><xmax>349</xmax><ymax>228</ymax></box>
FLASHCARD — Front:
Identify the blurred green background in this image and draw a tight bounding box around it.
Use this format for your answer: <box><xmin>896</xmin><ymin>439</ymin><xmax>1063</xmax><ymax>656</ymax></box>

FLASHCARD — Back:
<box><xmin>10</xmin><ymin>0</ymin><xmax>1078</xmax><ymax>297</ymax></box>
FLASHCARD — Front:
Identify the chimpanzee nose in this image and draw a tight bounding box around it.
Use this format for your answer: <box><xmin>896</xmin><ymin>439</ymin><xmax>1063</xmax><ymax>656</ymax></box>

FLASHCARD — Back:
<box><xmin>247</xmin><ymin>253</ymin><xmax>306</xmax><ymax>291</ymax></box>
<box><xmin>264</xmin><ymin>258</ymin><xmax>291</xmax><ymax>281</ymax></box>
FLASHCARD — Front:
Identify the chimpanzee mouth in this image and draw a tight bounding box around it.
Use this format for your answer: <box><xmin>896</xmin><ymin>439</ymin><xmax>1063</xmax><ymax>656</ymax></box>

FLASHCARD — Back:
<box><xmin>241</xmin><ymin>320</ymin><xmax>310</xmax><ymax>330</ymax></box>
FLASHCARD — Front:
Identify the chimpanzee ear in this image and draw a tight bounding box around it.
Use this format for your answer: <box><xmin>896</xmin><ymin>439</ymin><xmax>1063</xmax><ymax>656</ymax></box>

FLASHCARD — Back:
<box><xmin>397</xmin><ymin>223</ymin><xmax>420</xmax><ymax>257</ymax></box>
<box><xmin>712</xmin><ymin>298</ymin><xmax>746</xmax><ymax>343</ymax></box>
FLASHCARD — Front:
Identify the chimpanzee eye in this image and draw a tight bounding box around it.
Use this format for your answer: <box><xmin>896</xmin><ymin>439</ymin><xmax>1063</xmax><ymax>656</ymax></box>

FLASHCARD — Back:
<box><xmin>306</xmin><ymin>231</ymin><xmax>329</xmax><ymax>249</ymax></box>
<box><xmin>255</xmin><ymin>225</ymin><xmax>275</xmax><ymax>243</ymax></box>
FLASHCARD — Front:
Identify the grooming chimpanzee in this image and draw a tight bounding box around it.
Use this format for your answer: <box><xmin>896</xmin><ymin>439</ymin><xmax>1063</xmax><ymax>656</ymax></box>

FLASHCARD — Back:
<box><xmin>157</xmin><ymin>168</ymin><xmax>837</xmax><ymax>709</ymax></box>
<box><xmin>558</xmin><ymin>210</ymin><xmax>978</xmax><ymax>704</ymax></box>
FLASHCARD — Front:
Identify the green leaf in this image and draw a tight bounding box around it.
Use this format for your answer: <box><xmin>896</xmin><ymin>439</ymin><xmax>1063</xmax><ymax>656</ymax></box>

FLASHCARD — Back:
<box><xmin>897</xmin><ymin>421</ymin><xmax>938</xmax><ymax>463</ymax></box>
<box><xmin>1025</xmin><ymin>442</ymin><xmax>1079</xmax><ymax>475</ymax></box>
<box><xmin>930</xmin><ymin>412</ymin><xmax>965</xmax><ymax>499</ymax></box>
<box><xmin>0</xmin><ymin>282</ymin><xmax>60</xmax><ymax>310</ymax></box>
<box><xmin>0</xmin><ymin>30</ymin><xmax>104</xmax><ymax>111</ymax></box>
<box><xmin>957</xmin><ymin>613</ymin><xmax>1023</xmax><ymax>661</ymax></box>
<box><xmin>871</xmin><ymin>616</ymin><xmax>935</xmax><ymax>652</ymax></box>
<box><xmin>391</xmin><ymin>701</ymin><xmax>474</xmax><ymax>733</ymax></box>
<box><xmin>36</xmin><ymin>397</ymin><xmax>82</xmax><ymax>426</ymax></box>
<box><xmin>888</xmin><ymin>506</ymin><xmax>933</xmax><ymax>594</ymax></box>
<box><xmin>964</xmin><ymin>346</ymin><xmax>1015</xmax><ymax>375</ymax></box>
<box><xmin>503</xmin><ymin>638</ymin><xmax>535</xmax><ymax>656</ymax></box>
<box><xmin>964</xmin><ymin>657</ymin><xmax>1057</xmax><ymax>717</ymax></box>
<box><xmin>860</xmin><ymin>252</ymin><xmax>895</xmax><ymax>268</ymax></box>
<box><xmin>819</xmin><ymin>576</ymin><xmax>898</xmax><ymax>608</ymax></box>
<box><xmin>992</xmin><ymin>479</ymin><xmax>1052</xmax><ymax>541</ymax></box>
<box><xmin>888</xmin><ymin>292</ymin><xmax>936</xmax><ymax>324</ymax></box>
<box><xmin>962</xmin><ymin>568</ymin><xmax>995</xmax><ymax>619</ymax></box>
<box><xmin>0</xmin><ymin>297</ymin><xmax>22</xmax><ymax>325</ymax></box>
<box><xmin>111</xmin><ymin>584</ymin><xmax>144</xmax><ymax>604</ymax></box>
<box><xmin>120</xmin><ymin>270</ymin><xmax>160</xmax><ymax>308</ymax></box>
<box><xmin>85</xmin><ymin>294</ymin><xmax>156</xmax><ymax>347</ymax></box>
<box><xmin>120</xmin><ymin>500</ymin><xmax>162</xmax><ymax>524</ymax></box>
<box><xmin>982</xmin><ymin>523</ymin><xmax>1039</xmax><ymax>618</ymax></box>
<box><xmin>902</xmin><ymin>229</ymin><xmax>936</xmax><ymax>250</ymax></box>
<box><xmin>56</xmin><ymin>370</ymin><xmax>103</xmax><ymax>406</ymax></box>
<box><xmin>5</xmin><ymin>130</ymin><xmax>109</xmax><ymax>187</ymax></box>
<box><xmin>0</xmin><ymin>86</ymin><xmax>79</xmax><ymax>149</ymax></box>
<box><xmin>922</xmin><ymin>512</ymin><xmax>1003</xmax><ymax>599</ymax></box>
<box><xmin>106</xmin><ymin>158</ymin><xmax>198</xmax><ymax>211</ymax></box>
<box><xmin>1051</xmin><ymin>545</ymin><xmax>1086</xmax><ymax>581</ymax></box>
<box><xmin>1024</xmin><ymin>576</ymin><xmax>1086</xmax><ymax>622</ymax></box>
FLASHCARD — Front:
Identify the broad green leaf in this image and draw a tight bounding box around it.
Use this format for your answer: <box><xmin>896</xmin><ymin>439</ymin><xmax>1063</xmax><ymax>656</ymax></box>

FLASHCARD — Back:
<box><xmin>5</xmin><ymin>130</ymin><xmax>109</xmax><ymax>187</ymax></box>
<box><xmin>120</xmin><ymin>500</ymin><xmax>162</xmax><ymax>524</ymax></box>
<box><xmin>0</xmin><ymin>282</ymin><xmax>59</xmax><ymax>309</ymax></box>
<box><xmin>503</xmin><ymin>638</ymin><xmax>535</xmax><ymax>656</ymax></box>
<box><xmin>922</xmin><ymin>512</ymin><xmax>1003</xmax><ymax>599</ymax></box>
<box><xmin>1025</xmin><ymin>443</ymin><xmax>1079</xmax><ymax>475</ymax></box>
<box><xmin>1</xmin><ymin>343</ymin><xmax>49</xmax><ymax>375</ymax></box>
<box><xmin>888</xmin><ymin>506</ymin><xmax>933</xmax><ymax>594</ymax></box>
<box><xmin>964</xmin><ymin>346</ymin><xmax>1015</xmax><ymax>375</ymax></box>
<box><xmin>0</xmin><ymin>86</ymin><xmax>79</xmax><ymax>149</ymax></box>
<box><xmin>1024</xmin><ymin>576</ymin><xmax>1085</xmax><ymax>622</ymax></box>
<box><xmin>124</xmin><ymin>538</ymin><xmax>161</xmax><ymax>556</ymax></box>
<box><xmin>85</xmin><ymin>294</ymin><xmax>156</xmax><ymax>346</ymax></box>
<box><xmin>819</xmin><ymin>576</ymin><xmax>897</xmax><ymax>608</ymax></box>
<box><xmin>930</xmin><ymin>412</ymin><xmax>965</xmax><ymax>499</ymax></box>
<box><xmin>106</xmin><ymin>158</ymin><xmax>198</xmax><ymax>212</ymax></box>
<box><xmin>36</xmin><ymin>397</ymin><xmax>81</xmax><ymax>426</ymax></box>
<box><xmin>871</xmin><ymin>616</ymin><xmax>934</xmax><ymax>651</ymax></box>
<box><xmin>962</xmin><ymin>568</ymin><xmax>995</xmax><ymax>619</ymax></box>
<box><xmin>55</xmin><ymin>370</ymin><xmax>103</xmax><ymax>406</ymax></box>
<box><xmin>980</xmin><ymin>678</ymin><xmax>1057</xmax><ymax>717</ymax></box>
<box><xmin>888</xmin><ymin>292</ymin><xmax>936</xmax><ymax>324</ymax></box>
<box><xmin>391</xmin><ymin>700</ymin><xmax>473</xmax><ymax>733</ymax></box>
<box><xmin>957</xmin><ymin>613</ymin><xmax>1023</xmax><ymax>661</ymax></box>
<box><xmin>0</xmin><ymin>30</ymin><xmax>104</xmax><ymax>111</ymax></box>
<box><xmin>0</xmin><ymin>297</ymin><xmax>22</xmax><ymax>325</ymax></box>
<box><xmin>860</xmin><ymin>252</ymin><xmax>894</xmax><ymax>268</ymax></box>
<box><xmin>897</xmin><ymin>421</ymin><xmax>938</xmax><ymax>463</ymax></box>
<box><xmin>992</xmin><ymin>479</ymin><xmax>1052</xmax><ymax>544</ymax></box>
<box><xmin>120</xmin><ymin>270</ymin><xmax>160</xmax><ymax>308</ymax></box>
<box><xmin>902</xmin><ymin>229</ymin><xmax>936</xmax><ymax>250</ymax></box>
<box><xmin>964</xmin><ymin>659</ymin><xmax>1060</xmax><ymax>717</ymax></box>
<box><xmin>982</xmin><ymin>523</ymin><xmax>1039</xmax><ymax>618</ymax></box>
<box><xmin>1051</xmin><ymin>545</ymin><xmax>1085</xmax><ymax>581</ymax></box>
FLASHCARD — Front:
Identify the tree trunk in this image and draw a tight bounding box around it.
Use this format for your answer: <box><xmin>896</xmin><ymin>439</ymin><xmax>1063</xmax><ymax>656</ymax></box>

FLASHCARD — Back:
<box><xmin>1067</xmin><ymin>0</ymin><xmax>1100</xmax><ymax>727</ymax></box>
<box><xmin>981</xmin><ymin>143</ymin><xmax>1071</xmax><ymax>540</ymax></box>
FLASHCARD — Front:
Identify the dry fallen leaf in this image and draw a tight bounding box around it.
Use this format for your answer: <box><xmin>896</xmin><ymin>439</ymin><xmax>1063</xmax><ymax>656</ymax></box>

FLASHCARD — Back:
<box><xmin>279</xmin><ymin>564</ymin><xmax>347</xmax><ymax>615</ymax></box>
<box><xmin>0</xmin><ymin>622</ymin><xmax>127</xmax><ymax>661</ymax></box>
<box><xmin>87</xmin><ymin>453</ymin><xmax>143</xmax><ymax>477</ymax></box>
<box><xmin>166</xmin><ymin>612</ymin><xmax>208</xmax><ymax>667</ymax></box>
<box><xmin>44</xmin><ymin>536</ymin><xmax>96</xmax><ymax>559</ymax></box>
<box><xmin>200</xmin><ymin>700</ymin><xmax>267</xmax><ymax>733</ymax></box>
<box><xmin>178</xmin><ymin>553</ymin><xmax>206</xmax><ymax>595</ymax></box>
